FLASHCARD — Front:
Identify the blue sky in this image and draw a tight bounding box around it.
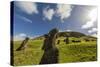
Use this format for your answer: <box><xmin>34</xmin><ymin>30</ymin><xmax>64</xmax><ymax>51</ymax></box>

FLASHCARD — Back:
<box><xmin>13</xmin><ymin>1</ymin><xmax>97</xmax><ymax>41</ymax></box>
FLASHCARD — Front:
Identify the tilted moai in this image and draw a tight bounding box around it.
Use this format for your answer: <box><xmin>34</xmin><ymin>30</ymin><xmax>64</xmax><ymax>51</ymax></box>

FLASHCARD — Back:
<box><xmin>16</xmin><ymin>37</ymin><xmax>29</xmax><ymax>51</ymax></box>
<box><xmin>40</xmin><ymin>28</ymin><xmax>59</xmax><ymax>64</ymax></box>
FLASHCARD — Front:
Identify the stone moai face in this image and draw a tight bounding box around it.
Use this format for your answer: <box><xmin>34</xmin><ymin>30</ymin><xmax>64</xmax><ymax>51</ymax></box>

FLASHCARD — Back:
<box><xmin>48</xmin><ymin>28</ymin><xmax>59</xmax><ymax>48</ymax></box>
<box><xmin>40</xmin><ymin>29</ymin><xmax>59</xmax><ymax>64</ymax></box>
<box><xmin>48</xmin><ymin>28</ymin><xmax>59</xmax><ymax>38</ymax></box>
<box><xmin>42</xmin><ymin>28</ymin><xmax>59</xmax><ymax>50</ymax></box>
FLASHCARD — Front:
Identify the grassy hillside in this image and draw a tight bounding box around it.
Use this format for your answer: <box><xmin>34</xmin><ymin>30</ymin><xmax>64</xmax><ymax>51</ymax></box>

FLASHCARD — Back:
<box><xmin>13</xmin><ymin>36</ymin><xmax>97</xmax><ymax>66</ymax></box>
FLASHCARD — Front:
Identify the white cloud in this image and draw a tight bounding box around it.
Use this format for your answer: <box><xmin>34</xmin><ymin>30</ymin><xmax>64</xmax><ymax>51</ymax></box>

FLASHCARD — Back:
<box><xmin>66</xmin><ymin>29</ymin><xmax>72</xmax><ymax>32</ymax></box>
<box><xmin>19</xmin><ymin>33</ymin><xmax>27</xmax><ymax>37</ymax></box>
<box><xmin>82</xmin><ymin>21</ymin><xmax>94</xmax><ymax>29</ymax></box>
<box><xmin>43</xmin><ymin>6</ymin><xmax>55</xmax><ymax>21</ymax></box>
<box><xmin>59</xmin><ymin>29</ymin><xmax>64</xmax><ymax>32</ymax></box>
<box><xmin>13</xmin><ymin>33</ymin><xmax>41</xmax><ymax>41</ymax></box>
<box><xmin>17</xmin><ymin>14</ymin><xmax>32</xmax><ymax>23</ymax></box>
<box><xmin>88</xmin><ymin>28</ymin><xmax>97</xmax><ymax>34</ymax></box>
<box><xmin>81</xmin><ymin>8</ymin><xmax>97</xmax><ymax>29</ymax></box>
<box><xmin>15</xmin><ymin>2</ymin><xmax>38</xmax><ymax>14</ymax></box>
<box><xmin>91</xmin><ymin>33</ymin><xmax>97</xmax><ymax>37</ymax></box>
<box><xmin>32</xmin><ymin>35</ymin><xmax>40</xmax><ymax>39</ymax></box>
<box><xmin>56</xmin><ymin>4</ymin><xmax>73</xmax><ymax>22</ymax></box>
<box><xmin>59</xmin><ymin>29</ymin><xmax>72</xmax><ymax>32</ymax></box>
<box><xmin>43</xmin><ymin>4</ymin><xmax>73</xmax><ymax>22</ymax></box>
<box><xmin>14</xmin><ymin>33</ymin><xmax>27</xmax><ymax>41</ymax></box>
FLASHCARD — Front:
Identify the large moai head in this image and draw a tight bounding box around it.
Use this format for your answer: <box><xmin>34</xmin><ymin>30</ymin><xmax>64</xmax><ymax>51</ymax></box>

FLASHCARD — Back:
<box><xmin>48</xmin><ymin>28</ymin><xmax>59</xmax><ymax>37</ymax></box>
<box><xmin>48</xmin><ymin>28</ymin><xmax>59</xmax><ymax>48</ymax></box>
<box><xmin>25</xmin><ymin>37</ymin><xmax>29</xmax><ymax>41</ymax></box>
<box><xmin>42</xmin><ymin>28</ymin><xmax>59</xmax><ymax>50</ymax></box>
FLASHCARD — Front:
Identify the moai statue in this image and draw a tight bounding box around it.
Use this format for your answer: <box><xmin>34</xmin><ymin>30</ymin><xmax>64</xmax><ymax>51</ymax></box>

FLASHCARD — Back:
<box><xmin>16</xmin><ymin>37</ymin><xmax>29</xmax><ymax>51</ymax></box>
<box><xmin>65</xmin><ymin>36</ymin><xmax>69</xmax><ymax>44</ymax></box>
<box><xmin>40</xmin><ymin>28</ymin><xmax>59</xmax><ymax>64</ymax></box>
<box><xmin>48</xmin><ymin>28</ymin><xmax>59</xmax><ymax>49</ymax></box>
<box><xmin>57</xmin><ymin>40</ymin><xmax>60</xmax><ymax>44</ymax></box>
<box><xmin>63</xmin><ymin>39</ymin><xmax>65</xmax><ymax>42</ymax></box>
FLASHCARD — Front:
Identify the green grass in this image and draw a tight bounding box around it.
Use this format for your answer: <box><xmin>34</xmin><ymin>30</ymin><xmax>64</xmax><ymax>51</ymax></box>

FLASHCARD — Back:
<box><xmin>13</xmin><ymin>37</ymin><xmax>97</xmax><ymax>66</ymax></box>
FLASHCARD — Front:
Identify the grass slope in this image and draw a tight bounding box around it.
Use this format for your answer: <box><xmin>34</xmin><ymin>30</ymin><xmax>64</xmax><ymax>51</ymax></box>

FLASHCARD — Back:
<box><xmin>13</xmin><ymin>37</ymin><xmax>97</xmax><ymax>66</ymax></box>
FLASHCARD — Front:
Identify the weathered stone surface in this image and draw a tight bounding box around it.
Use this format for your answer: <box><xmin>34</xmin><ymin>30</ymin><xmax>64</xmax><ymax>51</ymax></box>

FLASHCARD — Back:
<box><xmin>16</xmin><ymin>37</ymin><xmax>29</xmax><ymax>51</ymax></box>
<box><xmin>40</xmin><ymin>28</ymin><xmax>59</xmax><ymax>64</ymax></box>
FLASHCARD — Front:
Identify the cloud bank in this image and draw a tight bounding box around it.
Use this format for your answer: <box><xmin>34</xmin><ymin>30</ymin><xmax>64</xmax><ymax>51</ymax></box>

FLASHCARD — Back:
<box><xmin>15</xmin><ymin>2</ymin><xmax>73</xmax><ymax>22</ymax></box>
<box><xmin>15</xmin><ymin>1</ymin><xmax>38</xmax><ymax>14</ymax></box>
<box><xmin>14</xmin><ymin>33</ymin><xmax>27</xmax><ymax>41</ymax></box>
<box><xmin>81</xmin><ymin>8</ymin><xmax>97</xmax><ymax>29</ymax></box>
<box><xmin>88</xmin><ymin>28</ymin><xmax>97</xmax><ymax>34</ymax></box>
<box><xmin>56</xmin><ymin>4</ymin><xmax>73</xmax><ymax>22</ymax></box>
<box><xmin>43</xmin><ymin>6</ymin><xmax>55</xmax><ymax>21</ymax></box>
<box><xmin>91</xmin><ymin>33</ymin><xmax>97</xmax><ymax>37</ymax></box>
<box><xmin>43</xmin><ymin>4</ymin><xmax>73</xmax><ymax>22</ymax></box>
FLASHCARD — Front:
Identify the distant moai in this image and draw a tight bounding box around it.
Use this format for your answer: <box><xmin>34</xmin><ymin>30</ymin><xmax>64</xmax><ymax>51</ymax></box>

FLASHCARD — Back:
<box><xmin>72</xmin><ymin>40</ymin><xmax>81</xmax><ymax>43</ymax></box>
<box><xmin>16</xmin><ymin>37</ymin><xmax>29</xmax><ymax>51</ymax></box>
<box><xmin>57</xmin><ymin>40</ymin><xmax>60</xmax><ymax>44</ymax></box>
<box><xmin>40</xmin><ymin>28</ymin><xmax>59</xmax><ymax>64</ymax></box>
<box><xmin>65</xmin><ymin>36</ymin><xmax>69</xmax><ymax>44</ymax></box>
<box><xmin>84</xmin><ymin>39</ymin><xmax>90</xmax><ymax>42</ymax></box>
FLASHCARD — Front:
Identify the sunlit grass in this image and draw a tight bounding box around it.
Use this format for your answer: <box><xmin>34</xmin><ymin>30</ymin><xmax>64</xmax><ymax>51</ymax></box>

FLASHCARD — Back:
<box><xmin>13</xmin><ymin>37</ymin><xmax>97</xmax><ymax>66</ymax></box>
